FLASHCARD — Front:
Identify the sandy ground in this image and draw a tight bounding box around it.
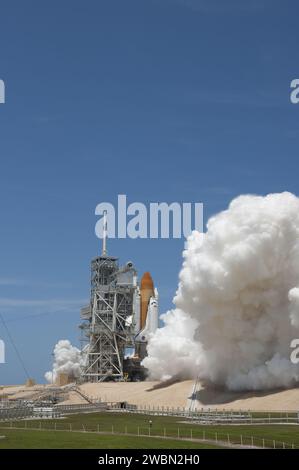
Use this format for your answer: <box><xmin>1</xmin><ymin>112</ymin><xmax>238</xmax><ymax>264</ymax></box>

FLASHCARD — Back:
<box><xmin>191</xmin><ymin>384</ymin><xmax>299</xmax><ymax>412</ymax></box>
<box><xmin>78</xmin><ymin>380</ymin><xmax>299</xmax><ymax>411</ymax></box>
<box><xmin>80</xmin><ymin>380</ymin><xmax>195</xmax><ymax>408</ymax></box>
<box><xmin>1</xmin><ymin>381</ymin><xmax>299</xmax><ymax>411</ymax></box>
<box><xmin>0</xmin><ymin>384</ymin><xmax>49</xmax><ymax>398</ymax></box>
<box><xmin>60</xmin><ymin>391</ymin><xmax>92</xmax><ymax>405</ymax></box>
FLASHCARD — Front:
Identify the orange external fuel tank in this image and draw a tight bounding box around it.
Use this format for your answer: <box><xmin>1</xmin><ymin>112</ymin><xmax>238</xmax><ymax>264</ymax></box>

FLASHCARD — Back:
<box><xmin>140</xmin><ymin>272</ymin><xmax>154</xmax><ymax>330</ymax></box>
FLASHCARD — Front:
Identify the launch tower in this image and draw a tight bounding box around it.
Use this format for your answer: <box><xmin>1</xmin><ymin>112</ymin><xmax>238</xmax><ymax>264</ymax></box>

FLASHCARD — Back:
<box><xmin>80</xmin><ymin>214</ymin><xmax>137</xmax><ymax>382</ymax></box>
<box><xmin>80</xmin><ymin>212</ymin><xmax>159</xmax><ymax>382</ymax></box>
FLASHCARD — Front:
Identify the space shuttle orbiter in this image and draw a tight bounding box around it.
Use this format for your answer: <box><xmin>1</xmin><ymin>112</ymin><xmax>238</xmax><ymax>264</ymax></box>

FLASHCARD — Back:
<box><xmin>134</xmin><ymin>272</ymin><xmax>159</xmax><ymax>353</ymax></box>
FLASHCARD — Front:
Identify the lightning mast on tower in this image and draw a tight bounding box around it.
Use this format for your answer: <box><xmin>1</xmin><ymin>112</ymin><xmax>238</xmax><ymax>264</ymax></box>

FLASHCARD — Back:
<box><xmin>102</xmin><ymin>210</ymin><xmax>107</xmax><ymax>256</ymax></box>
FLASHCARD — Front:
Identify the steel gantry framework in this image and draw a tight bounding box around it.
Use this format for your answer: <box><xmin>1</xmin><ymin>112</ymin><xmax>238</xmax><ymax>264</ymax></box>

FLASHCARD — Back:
<box><xmin>80</xmin><ymin>252</ymin><xmax>137</xmax><ymax>382</ymax></box>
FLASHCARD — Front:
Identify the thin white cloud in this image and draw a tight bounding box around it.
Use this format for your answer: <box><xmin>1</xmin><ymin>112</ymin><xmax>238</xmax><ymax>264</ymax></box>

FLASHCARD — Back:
<box><xmin>172</xmin><ymin>0</ymin><xmax>270</xmax><ymax>14</ymax></box>
<box><xmin>0</xmin><ymin>297</ymin><xmax>86</xmax><ymax>311</ymax></box>
<box><xmin>0</xmin><ymin>278</ymin><xmax>72</xmax><ymax>288</ymax></box>
<box><xmin>181</xmin><ymin>89</ymin><xmax>288</xmax><ymax>109</ymax></box>
<box><xmin>0</xmin><ymin>278</ymin><xmax>25</xmax><ymax>286</ymax></box>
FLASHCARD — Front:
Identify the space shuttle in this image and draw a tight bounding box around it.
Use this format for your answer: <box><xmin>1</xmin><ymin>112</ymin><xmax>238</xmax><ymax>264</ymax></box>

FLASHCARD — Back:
<box><xmin>134</xmin><ymin>272</ymin><xmax>159</xmax><ymax>356</ymax></box>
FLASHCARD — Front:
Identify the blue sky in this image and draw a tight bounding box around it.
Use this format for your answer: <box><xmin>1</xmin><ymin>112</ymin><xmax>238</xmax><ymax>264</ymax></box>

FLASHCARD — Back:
<box><xmin>0</xmin><ymin>0</ymin><xmax>299</xmax><ymax>383</ymax></box>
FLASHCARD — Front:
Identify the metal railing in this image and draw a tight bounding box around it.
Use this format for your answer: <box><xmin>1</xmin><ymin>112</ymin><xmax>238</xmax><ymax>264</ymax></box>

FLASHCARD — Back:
<box><xmin>111</xmin><ymin>404</ymin><xmax>299</xmax><ymax>425</ymax></box>
<box><xmin>54</xmin><ymin>402</ymin><xmax>107</xmax><ymax>414</ymax></box>
<box><xmin>0</xmin><ymin>422</ymin><xmax>298</xmax><ymax>449</ymax></box>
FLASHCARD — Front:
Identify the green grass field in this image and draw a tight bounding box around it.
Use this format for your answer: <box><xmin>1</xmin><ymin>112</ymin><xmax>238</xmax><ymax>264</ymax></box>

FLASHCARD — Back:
<box><xmin>0</xmin><ymin>411</ymin><xmax>298</xmax><ymax>449</ymax></box>
<box><xmin>0</xmin><ymin>429</ymin><xmax>221</xmax><ymax>449</ymax></box>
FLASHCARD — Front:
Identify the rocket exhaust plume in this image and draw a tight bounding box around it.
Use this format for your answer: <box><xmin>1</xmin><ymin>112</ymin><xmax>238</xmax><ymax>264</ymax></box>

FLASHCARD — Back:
<box><xmin>143</xmin><ymin>192</ymin><xmax>299</xmax><ymax>390</ymax></box>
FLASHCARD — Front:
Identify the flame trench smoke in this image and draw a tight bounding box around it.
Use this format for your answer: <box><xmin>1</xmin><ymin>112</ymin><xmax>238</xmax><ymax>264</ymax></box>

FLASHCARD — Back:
<box><xmin>143</xmin><ymin>192</ymin><xmax>299</xmax><ymax>390</ymax></box>
<box><xmin>45</xmin><ymin>340</ymin><xmax>82</xmax><ymax>383</ymax></box>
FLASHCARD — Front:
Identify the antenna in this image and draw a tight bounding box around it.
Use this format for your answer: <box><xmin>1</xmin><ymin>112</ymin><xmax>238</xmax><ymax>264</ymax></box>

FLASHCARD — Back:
<box><xmin>102</xmin><ymin>210</ymin><xmax>108</xmax><ymax>256</ymax></box>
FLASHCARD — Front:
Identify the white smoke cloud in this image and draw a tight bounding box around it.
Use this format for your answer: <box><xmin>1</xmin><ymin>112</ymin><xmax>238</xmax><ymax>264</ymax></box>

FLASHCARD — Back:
<box><xmin>145</xmin><ymin>308</ymin><xmax>202</xmax><ymax>381</ymax></box>
<box><xmin>143</xmin><ymin>192</ymin><xmax>299</xmax><ymax>390</ymax></box>
<box><xmin>45</xmin><ymin>340</ymin><xmax>83</xmax><ymax>384</ymax></box>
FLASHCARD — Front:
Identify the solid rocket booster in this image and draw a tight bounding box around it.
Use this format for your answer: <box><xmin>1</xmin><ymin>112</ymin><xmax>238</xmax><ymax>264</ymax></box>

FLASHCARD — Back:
<box><xmin>134</xmin><ymin>289</ymin><xmax>141</xmax><ymax>333</ymax></box>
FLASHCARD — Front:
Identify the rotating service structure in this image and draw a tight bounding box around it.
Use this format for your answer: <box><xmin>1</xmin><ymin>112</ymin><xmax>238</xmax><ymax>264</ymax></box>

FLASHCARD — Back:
<box><xmin>80</xmin><ymin>212</ymin><xmax>159</xmax><ymax>382</ymax></box>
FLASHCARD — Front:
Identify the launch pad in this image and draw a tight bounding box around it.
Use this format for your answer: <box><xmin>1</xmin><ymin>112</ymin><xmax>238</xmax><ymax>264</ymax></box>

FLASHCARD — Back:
<box><xmin>79</xmin><ymin>213</ymin><xmax>159</xmax><ymax>382</ymax></box>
